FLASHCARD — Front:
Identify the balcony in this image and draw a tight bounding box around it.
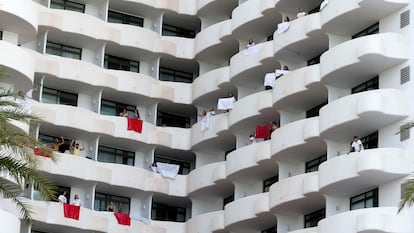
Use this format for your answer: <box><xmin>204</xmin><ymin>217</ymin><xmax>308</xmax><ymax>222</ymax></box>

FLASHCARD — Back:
<box><xmin>191</xmin><ymin>113</ymin><xmax>229</xmax><ymax>147</ymax></box>
<box><xmin>273</xmin><ymin>13</ymin><xmax>328</xmax><ymax>64</ymax></box>
<box><xmin>272</xmin><ymin>118</ymin><xmax>325</xmax><ymax>163</ymax></box>
<box><xmin>186</xmin><ymin>210</ymin><xmax>224</xmax><ymax>233</ymax></box>
<box><xmin>187</xmin><ymin>162</ymin><xmax>226</xmax><ymax>195</ymax></box>
<box><xmin>192</xmin><ymin>66</ymin><xmax>230</xmax><ymax>102</ymax></box>
<box><xmin>321</xmin><ymin>0</ymin><xmax>409</xmax><ymax>36</ymax></box>
<box><xmin>273</xmin><ymin>64</ymin><xmax>326</xmax><ymax>112</ymax></box>
<box><xmin>319</xmin><ymin>148</ymin><xmax>411</xmax><ymax>196</ymax></box>
<box><xmin>319</xmin><ymin>89</ymin><xmax>410</xmax><ymax>141</ymax></box>
<box><xmin>318</xmin><ymin>207</ymin><xmax>414</xmax><ymax>233</ymax></box>
<box><xmin>0</xmin><ymin>0</ymin><xmax>38</xmax><ymax>43</ymax></box>
<box><xmin>269</xmin><ymin>172</ymin><xmax>324</xmax><ymax>215</ymax></box>
<box><xmin>321</xmin><ymin>33</ymin><xmax>409</xmax><ymax>88</ymax></box>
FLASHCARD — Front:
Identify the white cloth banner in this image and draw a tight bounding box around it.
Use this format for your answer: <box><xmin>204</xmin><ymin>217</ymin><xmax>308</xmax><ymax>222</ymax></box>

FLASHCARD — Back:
<box><xmin>217</xmin><ymin>97</ymin><xmax>236</xmax><ymax>110</ymax></box>
<box><xmin>156</xmin><ymin>162</ymin><xmax>180</xmax><ymax>179</ymax></box>
<box><xmin>264</xmin><ymin>72</ymin><xmax>276</xmax><ymax>87</ymax></box>
<box><xmin>275</xmin><ymin>69</ymin><xmax>290</xmax><ymax>78</ymax></box>
<box><xmin>201</xmin><ymin>111</ymin><xmax>215</xmax><ymax>131</ymax></box>
<box><xmin>276</xmin><ymin>22</ymin><xmax>290</xmax><ymax>34</ymax></box>
<box><xmin>244</xmin><ymin>44</ymin><xmax>262</xmax><ymax>56</ymax></box>
<box><xmin>320</xmin><ymin>0</ymin><xmax>329</xmax><ymax>10</ymax></box>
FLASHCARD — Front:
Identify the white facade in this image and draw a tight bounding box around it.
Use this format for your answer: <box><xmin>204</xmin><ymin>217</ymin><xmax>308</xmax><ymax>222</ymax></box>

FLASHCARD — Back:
<box><xmin>0</xmin><ymin>0</ymin><xmax>414</xmax><ymax>232</ymax></box>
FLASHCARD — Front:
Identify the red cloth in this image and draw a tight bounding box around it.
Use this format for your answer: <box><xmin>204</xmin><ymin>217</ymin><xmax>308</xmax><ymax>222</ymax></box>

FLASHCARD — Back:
<box><xmin>33</xmin><ymin>148</ymin><xmax>51</xmax><ymax>157</ymax></box>
<box><xmin>114</xmin><ymin>212</ymin><xmax>131</xmax><ymax>226</ymax></box>
<box><xmin>127</xmin><ymin>118</ymin><xmax>143</xmax><ymax>133</ymax></box>
<box><xmin>63</xmin><ymin>203</ymin><xmax>80</xmax><ymax>220</ymax></box>
<box><xmin>255</xmin><ymin>124</ymin><xmax>270</xmax><ymax>139</ymax></box>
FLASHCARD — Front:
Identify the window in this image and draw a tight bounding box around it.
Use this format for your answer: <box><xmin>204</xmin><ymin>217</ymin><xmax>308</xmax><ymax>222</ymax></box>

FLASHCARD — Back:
<box><xmin>351</xmin><ymin>76</ymin><xmax>378</xmax><ymax>94</ymax></box>
<box><xmin>308</xmin><ymin>5</ymin><xmax>320</xmax><ymax>14</ymax></box>
<box><xmin>50</xmin><ymin>0</ymin><xmax>85</xmax><ymax>13</ymax></box>
<box><xmin>0</xmin><ymin>31</ymin><xmax>2</xmax><ymax>40</ymax></box>
<box><xmin>307</xmin><ymin>53</ymin><xmax>322</xmax><ymax>66</ymax></box>
<box><xmin>108</xmin><ymin>10</ymin><xmax>144</xmax><ymax>27</ymax></box>
<box><xmin>100</xmin><ymin>99</ymin><xmax>135</xmax><ymax>116</ymax></box>
<box><xmin>305</xmin><ymin>154</ymin><xmax>327</xmax><ymax>173</ymax></box>
<box><xmin>306</xmin><ymin>101</ymin><xmax>327</xmax><ymax>118</ymax></box>
<box><xmin>38</xmin><ymin>133</ymin><xmax>71</xmax><ymax>153</ymax></box>
<box><xmin>46</xmin><ymin>41</ymin><xmax>82</xmax><ymax>60</ymax></box>
<box><xmin>54</xmin><ymin>186</ymin><xmax>70</xmax><ymax>202</ymax></box>
<box><xmin>263</xmin><ymin>175</ymin><xmax>278</xmax><ymax>192</ymax></box>
<box><xmin>223</xmin><ymin>194</ymin><xmax>234</xmax><ymax>209</ymax></box>
<box><xmin>104</xmin><ymin>54</ymin><xmax>139</xmax><ymax>73</ymax></box>
<box><xmin>94</xmin><ymin>192</ymin><xmax>131</xmax><ymax>214</ymax></box>
<box><xmin>267</xmin><ymin>34</ymin><xmax>273</xmax><ymax>41</ymax></box>
<box><xmin>350</xmin><ymin>188</ymin><xmax>378</xmax><ymax>210</ymax></box>
<box><xmin>352</xmin><ymin>22</ymin><xmax>379</xmax><ymax>39</ymax></box>
<box><xmin>360</xmin><ymin>131</ymin><xmax>378</xmax><ymax>149</ymax></box>
<box><xmin>151</xmin><ymin>202</ymin><xmax>186</xmax><ymax>222</ymax></box>
<box><xmin>159</xmin><ymin>67</ymin><xmax>193</xmax><ymax>83</ymax></box>
<box><xmin>42</xmin><ymin>87</ymin><xmax>78</xmax><ymax>106</ymax></box>
<box><xmin>225</xmin><ymin>147</ymin><xmax>236</xmax><ymax>161</ymax></box>
<box><xmin>304</xmin><ymin>208</ymin><xmax>325</xmax><ymax>228</ymax></box>
<box><xmin>157</xmin><ymin>111</ymin><xmax>191</xmax><ymax>128</ymax></box>
<box><xmin>154</xmin><ymin>154</ymin><xmax>191</xmax><ymax>175</ymax></box>
<box><xmin>162</xmin><ymin>24</ymin><xmax>196</xmax><ymax>38</ymax></box>
<box><xmin>262</xmin><ymin>226</ymin><xmax>277</xmax><ymax>233</ymax></box>
<box><xmin>97</xmin><ymin>145</ymin><xmax>135</xmax><ymax>166</ymax></box>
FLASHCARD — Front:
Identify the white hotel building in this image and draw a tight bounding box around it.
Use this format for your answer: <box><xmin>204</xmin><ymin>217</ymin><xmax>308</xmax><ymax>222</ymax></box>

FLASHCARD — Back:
<box><xmin>1</xmin><ymin>0</ymin><xmax>414</xmax><ymax>232</ymax></box>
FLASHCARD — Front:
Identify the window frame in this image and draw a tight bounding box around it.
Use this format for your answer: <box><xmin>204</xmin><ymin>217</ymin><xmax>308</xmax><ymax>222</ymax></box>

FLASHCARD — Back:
<box><xmin>157</xmin><ymin>110</ymin><xmax>191</xmax><ymax>128</ymax></box>
<box><xmin>100</xmin><ymin>99</ymin><xmax>136</xmax><ymax>116</ymax></box>
<box><xmin>42</xmin><ymin>87</ymin><xmax>78</xmax><ymax>106</ymax></box>
<box><xmin>304</xmin><ymin>208</ymin><xmax>325</xmax><ymax>228</ymax></box>
<box><xmin>151</xmin><ymin>201</ymin><xmax>187</xmax><ymax>222</ymax></box>
<box><xmin>352</xmin><ymin>22</ymin><xmax>379</xmax><ymax>39</ymax></box>
<box><xmin>223</xmin><ymin>194</ymin><xmax>234</xmax><ymax>209</ymax></box>
<box><xmin>263</xmin><ymin>175</ymin><xmax>279</xmax><ymax>192</ymax></box>
<box><xmin>351</xmin><ymin>76</ymin><xmax>379</xmax><ymax>94</ymax></box>
<box><xmin>306</xmin><ymin>101</ymin><xmax>327</xmax><ymax>118</ymax></box>
<box><xmin>107</xmin><ymin>10</ymin><xmax>144</xmax><ymax>27</ymax></box>
<box><xmin>104</xmin><ymin>54</ymin><xmax>140</xmax><ymax>73</ymax></box>
<box><xmin>360</xmin><ymin>131</ymin><xmax>378</xmax><ymax>150</ymax></box>
<box><xmin>162</xmin><ymin>24</ymin><xmax>196</xmax><ymax>38</ymax></box>
<box><xmin>50</xmin><ymin>0</ymin><xmax>85</xmax><ymax>13</ymax></box>
<box><xmin>350</xmin><ymin>188</ymin><xmax>379</xmax><ymax>210</ymax></box>
<box><xmin>154</xmin><ymin>154</ymin><xmax>192</xmax><ymax>175</ymax></box>
<box><xmin>305</xmin><ymin>154</ymin><xmax>327</xmax><ymax>173</ymax></box>
<box><xmin>94</xmin><ymin>192</ymin><xmax>131</xmax><ymax>214</ymax></box>
<box><xmin>159</xmin><ymin>67</ymin><xmax>194</xmax><ymax>83</ymax></box>
<box><xmin>46</xmin><ymin>40</ymin><xmax>82</xmax><ymax>60</ymax></box>
<box><xmin>97</xmin><ymin>145</ymin><xmax>135</xmax><ymax>166</ymax></box>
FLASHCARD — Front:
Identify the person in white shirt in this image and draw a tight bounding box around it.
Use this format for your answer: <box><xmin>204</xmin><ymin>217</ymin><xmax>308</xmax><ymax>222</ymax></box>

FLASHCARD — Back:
<box><xmin>72</xmin><ymin>194</ymin><xmax>81</xmax><ymax>206</ymax></box>
<box><xmin>349</xmin><ymin>136</ymin><xmax>364</xmax><ymax>153</ymax></box>
<box><xmin>296</xmin><ymin>8</ymin><xmax>306</xmax><ymax>18</ymax></box>
<box><xmin>58</xmin><ymin>191</ymin><xmax>67</xmax><ymax>204</ymax></box>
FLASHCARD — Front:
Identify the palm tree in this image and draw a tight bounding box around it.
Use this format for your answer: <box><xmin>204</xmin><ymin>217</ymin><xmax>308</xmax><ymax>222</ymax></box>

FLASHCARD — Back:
<box><xmin>397</xmin><ymin>123</ymin><xmax>414</xmax><ymax>212</ymax></box>
<box><xmin>0</xmin><ymin>87</ymin><xmax>56</xmax><ymax>221</ymax></box>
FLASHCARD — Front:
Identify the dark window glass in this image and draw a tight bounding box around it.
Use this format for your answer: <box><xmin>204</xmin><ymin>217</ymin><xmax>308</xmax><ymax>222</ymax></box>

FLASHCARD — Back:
<box><xmin>306</xmin><ymin>101</ymin><xmax>327</xmax><ymax>118</ymax></box>
<box><xmin>305</xmin><ymin>154</ymin><xmax>327</xmax><ymax>173</ymax></box>
<box><xmin>263</xmin><ymin>175</ymin><xmax>279</xmax><ymax>192</ymax></box>
<box><xmin>50</xmin><ymin>0</ymin><xmax>85</xmax><ymax>13</ymax></box>
<box><xmin>97</xmin><ymin>145</ymin><xmax>135</xmax><ymax>166</ymax></box>
<box><xmin>157</xmin><ymin>110</ymin><xmax>191</xmax><ymax>128</ymax></box>
<box><xmin>350</xmin><ymin>188</ymin><xmax>378</xmax><ymax>210</ymax></box>
<box><xmin>307</xmin><ymin>53</ymin><xmax>322</xmax><ymax>66</ymax></box>
<box><xmin>104</xmin><ymin>54</ymin><xmax>139</xmax><ymax>73</ymax></box>
<box><xmin>54</xmin><ymin>185</ymin><xmax>71</xmax><ymax>202</ymax></box>
<box><xmin>352</xmin><ymin>22</ymin><xmax>379</xmax><ymax>39</ymax></box>
<box><xmin>100</xmin><ymin>99</ymin><xmax>135</xmax><ymax>116</ymax></box>
<box><xmin>108</xmin><ymin>10</ymin><xmax>144</xmax><ymax>27</ymax></box>
<box><xmin>351</xmin><ymin>76</ymin><xmax>379</xmax><ymax>94</ymax></box>
<box><xmin>159</xmin><ymin>67</ymin><xmax>193</xmax><ymax>83</ymax></box>
<box><xmin>42</xmin><ymin>87</ymin><xmax>78</xmax><ymax>106</ymax></box>
<box><xmin>151</xmin><ymin>202</ymin><xmax>186</xmax><ymax>222</ymax></box>
<box><xmin>304</xmin><ymin>208</ymin><xmax>325</xmax><ymax>228</ymax></box>
<box><xmin>225</xmin><ymin>147</ymin><xmax>236</xmax><ymax>160</ymax></box>
<box><xmin>46</xmin><ymin>41</ymin><xmax>82</xmax><ymax>60</ymax></box>
<box><xmin>267</xmin><ymin>34</ymin><xmax>273</xmax><ymax>41</ymax></box>
<box><xmin>0</xmin><ymin>31</ymin><xmax>2</xmax><ymax>40</ymax></box>
<box><xmin>262</xmin><ymin>226</ymin><xmax>277</xmax><ymax>233</ymax></box>
<box><xmin>162</xmin><ymin>24</ymin><xmax>196</xmax><ymax>38</ymax></box>
<box><xmin>223</xmin><ymin>194</ymin><xmax>234</xmax><ymax>209</ymax></box>
<box><xmin>94</xmin><ymin>192</ymin><xmax>130</xmax><ymax>214</ymax></box>
<box><xmin>308</xmin><ymin>5</ymin><xmax>320</xmax><ymax>14</ymax></box>
<box><xmin>154</xmin><ymin>154</ymin><xmax>191</xmax><ymax>175</ymax></box>
<box><xmin>360</xmin><ymin>131</ymin><xmax>378</xmax><ymax>150</ymax></box>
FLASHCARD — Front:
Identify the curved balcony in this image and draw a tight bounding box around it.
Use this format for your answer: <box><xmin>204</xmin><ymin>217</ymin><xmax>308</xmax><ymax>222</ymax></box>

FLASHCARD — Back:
<box><xmin>29</xmin><ymin>200</ymin><xmax>164</xmax><ymax>233</ymax></box>
<box><xmin>231</xmin><ymin>0</ymin><xmax>279</xmax><ymax>37</ymax></box>
<box><xmin>272</xmin><ymin>118</ymin><xmax>325</xmax><ymax>163</ymax></box>
<box><xmin>225</xmin><ymin>193</ymin><xmax>273</xmax><ymax>230</ymax></box>
<box><xmin>321</xmin><ymin>0</ymin><xmax>409</xmax><ymax>36</ymax></box>
<box><xmin>273</xmin><ymin>13</ymin><xmax>328</xmax><ymax>63</ymax></box>
<box><xmin>151</xmin><ymin>220</ymin><xmax>186</xmax><ymax>233</ymax></box>
<box><xmin>187</xmin><ymin>210</ymin><xmax>224</xmax><ymax>233</ymax></box>
<box><xmin>0</xmin><ymin>41</ymin><xmax>34</xmax><ymax>90</ymax></box>
<box><xmin>273</xmin><ymin>64</ymin><xmax>326</xmax><ymax>112</ymax></box>
<box><xmin>318</xmin><ymin>207</ymin><xmax>414</xmax><ymax>233</ymax></box>
<box><xmin>195</xmin><ymin>20</ymin><xmax>232</xmax><ymax>56</ymax></box>
<box><xmin>269</xmin><ymin>172</ymin><xmax>324</xmax><ymax>214</ymax></box>
<box><xmin>161</xmin><ymin>36</ymin><xmax>195</xmax><ymax>59</ymax></box>
<box><xmin>0</xmin><ymin>0</ymin><xmax>38</xmax><ymax>43</ymax></box>
<box><xmin>0</xmin><ymin>209</ymin><xmax>19</xmax><ymax>233</ymax></box>
<box><xmin>319</xmin><ymin>89</ymin><xmax>410</xmax><ymax>141</ymax></box>
<box><xmin>289</xmin><ymin>227</ymin><xmax>318</xmax><ymax>233</ymax></box>
<box><xmin>192</xmin><ymin>66</ymin><xmax>230</xmax><ymax>103</ymax></box>
<box><xmin>319</xmin><ymin>148</ymin><xmax>410</xmax><ymax>196</ymax></box>
<box><xmin>226</xmin><ymin>141</ymin><xmax>272</xmax><ymax>180</ymax></box>
<box><xmin>229</xmin><ymin>91</ymin><xmax>274</xmax><ymax>129</ymax></box>
<box><xmin>229</xmin><ymin>41</ymin><xmax>274</xmax><ymax>84</ymax></box>
<box><xmin>0</xmin><ymin>171</ymin><xmax>22</xmax><ymax>196</ymax></box>
<box><xmin>321</xmin><ymin>33</ymin><xmax>409</xmax><ymax>88</ymax></box>
<box><xmin>187</xmin><ymin>161</ymin><xmax>225</xmax><ymax>194</ymax></box>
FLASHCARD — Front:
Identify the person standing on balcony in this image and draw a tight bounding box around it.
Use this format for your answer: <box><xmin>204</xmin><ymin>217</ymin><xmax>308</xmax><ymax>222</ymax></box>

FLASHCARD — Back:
<box><xmin>349</xmin><ymin>136</ymin><xmax>364</xmax><ymax>153</ymax></box>
<box><xmin>297</xmin><ymin>8</ymin><xmax>306</xmax><ymax>18</ymax></box>
<box><xmin>58</xmin><ymin>191</ymin><xmax>67</xmax><ymax>204</ymax></box>
<box><xmin>72</xmin><ymin>194</ymin><xmax>81</xmax><ymax>206</ymax></box>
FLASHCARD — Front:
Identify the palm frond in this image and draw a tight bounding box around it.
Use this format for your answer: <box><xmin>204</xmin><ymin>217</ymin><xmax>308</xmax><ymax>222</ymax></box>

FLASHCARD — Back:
<box><xmin>398</xmin><ymin>179</ymin><xmax>414</xmax><ymax>212</ymax></box>
<box><xmin>0</xmin><ymin>178</ymin><xmax>32</xmax><ymax>221</ymax></box>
